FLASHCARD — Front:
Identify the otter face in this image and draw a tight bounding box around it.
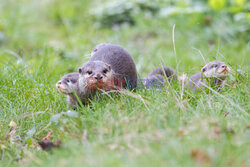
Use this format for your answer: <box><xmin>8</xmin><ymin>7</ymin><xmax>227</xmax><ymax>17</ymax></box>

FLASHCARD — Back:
<box><xmin>78</xmin><ymin>61</ymin><xmax>112</xmax><ymax>83</ymax></box>
<box><xmin>56</xmin><ymin>73</ymin><xmax>79</xmax><ymax>95</ymax></box>
<box><xmin>201</xmin><ymin>61</ymin><xmax>230</xmax><ymax>79</ymax></box>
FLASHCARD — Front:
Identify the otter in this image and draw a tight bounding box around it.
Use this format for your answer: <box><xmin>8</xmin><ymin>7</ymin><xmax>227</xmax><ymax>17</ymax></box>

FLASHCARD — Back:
<box><xmin>189</xmin><ymin>60</ymin><xmax>230</xmax><ymax>90</ymax></box>
<box><xmin>143</xmin><ymin>66</ymin><xmax>177</xmax><ymax>89</ymax></box>
<box><xmin>56</xmin><ymin>73</ymin><xmax>92</xmax><ymax>107</ymax></box>
<box><xmin>57</xmin><ymin>44</ymin><xmax>137</xmax><ymax>107</ymax></box>
<box><xmin>91</xmin><ymin>43</ymin><xmax>107</xmax><ymax>57</ymax></box>
<box><xmin>78</xmin><ymin>61</ymin><xmax>117</xmax><ymax>89</ymax></box>
<box><xmin>79</xmin><ymin>43</ymin><xmax>137</xmax><ymax>91</ymax></box>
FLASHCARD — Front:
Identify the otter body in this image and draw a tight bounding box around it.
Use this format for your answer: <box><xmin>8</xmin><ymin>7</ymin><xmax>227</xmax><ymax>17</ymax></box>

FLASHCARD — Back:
<box><xmin>143</xmin><ymin>66</ymin><xmax>177</xmax><ymax>89</ymax></box>
<box><xmin>79</xmin><ymin>43</ymin><xmax>137</xmax><ymax>90</ymax></box>
<box><xmin>189</xmin><ymin>60</ymin><xmax>229</xmax><ymax>90</ymax></box>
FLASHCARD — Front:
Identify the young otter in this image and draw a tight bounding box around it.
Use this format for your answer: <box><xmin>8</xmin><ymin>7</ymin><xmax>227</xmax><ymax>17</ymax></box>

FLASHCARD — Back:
<box><xmin>143</xmin><ymin>66</ymin><xmax>177</xmax><ymax>89</ymax></box>
<box><xmin>56</xmin><ymin>73</ymin><xmax>92</xmax><ymax>107</ymax></box>
<box><xmin>189</xmin><ymin>60</ymin><xmax>230</xmax><ymax>90</ymax></box>
<box><xmin>79</xmin><ymin>43</ymin><xmax>137</xmax><ymax>90</ymax></box>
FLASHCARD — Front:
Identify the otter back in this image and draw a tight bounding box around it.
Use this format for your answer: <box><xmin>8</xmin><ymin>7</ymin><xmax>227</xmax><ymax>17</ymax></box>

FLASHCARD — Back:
<box><xmin>143</xmin><ymin>66</ymin><xmax>177</xmax><ymax>89</ymax></box>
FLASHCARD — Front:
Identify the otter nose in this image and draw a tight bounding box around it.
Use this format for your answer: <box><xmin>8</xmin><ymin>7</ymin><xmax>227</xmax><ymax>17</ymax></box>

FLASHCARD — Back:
<box><xmin>95</xmin><ymin>74</ymin><xmax>103</xmax><ymax>80</ymax></box>
<box><xmin>222</xmin><ymin>65</ymin><xmax>227</xmax><ymax>69</ymax></box>
<box><xmin>56</xmin><ymin>81</ymin><xmax>61</xmax><ymax>89</ymax></box>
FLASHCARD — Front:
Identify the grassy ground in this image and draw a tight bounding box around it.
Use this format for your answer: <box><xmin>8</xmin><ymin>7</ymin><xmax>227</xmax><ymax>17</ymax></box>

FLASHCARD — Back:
<box><xmin>0</xmin><ymin>0</ymin><xmax>249</xmax><ymax>166</ymax></box>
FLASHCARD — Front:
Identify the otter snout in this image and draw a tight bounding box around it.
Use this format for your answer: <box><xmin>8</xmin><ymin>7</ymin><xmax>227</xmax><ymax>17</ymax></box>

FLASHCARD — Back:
<box><xmin>56</xmin><ymin>81</ymin><xmax>63</xmax><ymax>93</ymax></box>
<box><xmin>57</xmin><ymin>81</ymin><xmax>62</xmax><ymax>85</ymax></box>
<box><xmin>219</xmin><ymin>65</ymin><xmax>229</xmax><ymax>74</ymax></box>
<box><xmin>94</xmin><ymin>74</ymin><xmax>103</xmax><ymax>80</ymax></box>
<box><xmin>56</xmin><ymin>80</ymin><xmax>67</xmax><ymax>94</ymax></box>
<box><xmin>56</xmin><ymin>81</ymin><xmax>62</xmax><ymax>89</ymax></box>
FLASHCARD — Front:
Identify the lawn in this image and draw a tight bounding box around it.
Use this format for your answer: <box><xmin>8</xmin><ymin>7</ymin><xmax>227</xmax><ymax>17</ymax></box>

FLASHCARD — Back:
<box><xmin>0</xmin><ymin>0</ymin><xmax>249</xmax><ymax>166</ymax></box>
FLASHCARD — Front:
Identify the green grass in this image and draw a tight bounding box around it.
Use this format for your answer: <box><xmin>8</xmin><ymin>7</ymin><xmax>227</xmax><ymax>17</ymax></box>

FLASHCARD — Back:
<box><xmin>0</xmin><ymin>0</ymin><xmax>249</xmax><ymax>166</ymax></box>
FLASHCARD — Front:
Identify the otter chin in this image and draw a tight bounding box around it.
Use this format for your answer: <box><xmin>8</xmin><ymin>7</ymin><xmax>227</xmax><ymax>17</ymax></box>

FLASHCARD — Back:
<box><xmin>79</xmin><ymin>61</ymin><xmax>114</xmax><ymax>89</ymax></box>
<box><xmin>86</xmin><ymin>77</ymin><xmax>106</xmax><ymax>89</ymax></box>
<box><xmin>56</xmin><ymin>81</ymin><xmax>71</xmax><ymax>95</ymax></box>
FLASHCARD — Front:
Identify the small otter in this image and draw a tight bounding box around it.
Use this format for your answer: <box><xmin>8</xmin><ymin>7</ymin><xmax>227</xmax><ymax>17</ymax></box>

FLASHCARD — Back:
<box><xmin>56</xmin><ymin>73</ymin><xmax>92</xmax><ymax>107</ymax></box>
<box><xmin>79</xmin><ymin>43</ymin><xmax>137</xmax><ymax>90</ymax></box>
<box><xmin>189</xmin><ymin>60</ymin><xmax>230</xmax><ymax>90</ymax></box>
<box><xmin>143</xmin><ymin>66</ymin><xmax>177</xmax><ymax>89</ymax></box>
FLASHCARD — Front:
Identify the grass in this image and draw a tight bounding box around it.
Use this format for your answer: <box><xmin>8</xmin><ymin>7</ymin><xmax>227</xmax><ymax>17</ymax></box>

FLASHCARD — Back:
<box><xmin>0</xmin><ymin>0</ymin><xmax>249</xmax><ymax>166</ymax></box>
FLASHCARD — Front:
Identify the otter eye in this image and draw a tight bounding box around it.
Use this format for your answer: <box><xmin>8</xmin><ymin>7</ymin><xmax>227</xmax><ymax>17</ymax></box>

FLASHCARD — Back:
<box><xmin>66</xmin><ymin>79</ymin><xmax>70</xmax><ymax>83</ymax></box>
<box><xmin>103</xmin><ymin>69</ymin><xmax>108</xmax><ymax>74</ymax></box>
<box><xmin>87</xmin><ymin>71</ymin><xmax>92</xmax><ymax>75</ymax></box>
<box><xmin>212</xmin><ymin>64</ymin><xmax>218</xmax><ymax>68</ymax></box>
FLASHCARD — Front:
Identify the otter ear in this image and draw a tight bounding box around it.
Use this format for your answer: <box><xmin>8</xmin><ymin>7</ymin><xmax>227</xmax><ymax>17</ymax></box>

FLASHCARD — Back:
<box><xmin>78</xmin><ymin>68</ymin><xmax>82</xmax><ymax>74</ymax></box>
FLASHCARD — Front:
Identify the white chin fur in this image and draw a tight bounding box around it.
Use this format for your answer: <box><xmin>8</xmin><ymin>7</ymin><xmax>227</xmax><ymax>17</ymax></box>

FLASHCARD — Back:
<box><xmin>60</xmin><ymin>85</ymin><xmax>74</xmax><ymax>94</ymax></box>
<box><xmin>68</xmin><ymin>83</ymin><xmax>77</xmax><ymax>93</ymax></box>
<box><xmin>78</xmin><ymin>75</ymin><xmax>88</xmax><ymax>92</ymax></box>
<box><xmin>90</xmin><ymin>52</ymin><xmax>94</xmax><ymax>57</ymax></box>
<box><xmin>103</xmin><ymin>71</ymin><xmax>113</xmax><ymax>82</ymax></box>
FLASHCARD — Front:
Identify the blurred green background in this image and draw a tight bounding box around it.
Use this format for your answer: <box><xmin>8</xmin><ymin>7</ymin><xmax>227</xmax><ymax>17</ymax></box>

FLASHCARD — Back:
<box><xmin>0</xmin><ymin>0</ymin><xmax>249</xmax><ymax>77</ymax></box>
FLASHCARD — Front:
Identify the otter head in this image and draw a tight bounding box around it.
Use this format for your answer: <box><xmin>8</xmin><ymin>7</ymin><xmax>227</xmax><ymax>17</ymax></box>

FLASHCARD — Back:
<box><xmin>78</xmin><ymin>61</ymin><xmax>112</xmax><ymax>87</ymax></box>
<box><xmin>201</xmin><ymin>60</ymin><xmax>230</xmax><ymax>79</ymax></box>
<box><xmin>56</xmin><ymin>73</ymin><xmax>79</xmax><ymax>95</ymax></box>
